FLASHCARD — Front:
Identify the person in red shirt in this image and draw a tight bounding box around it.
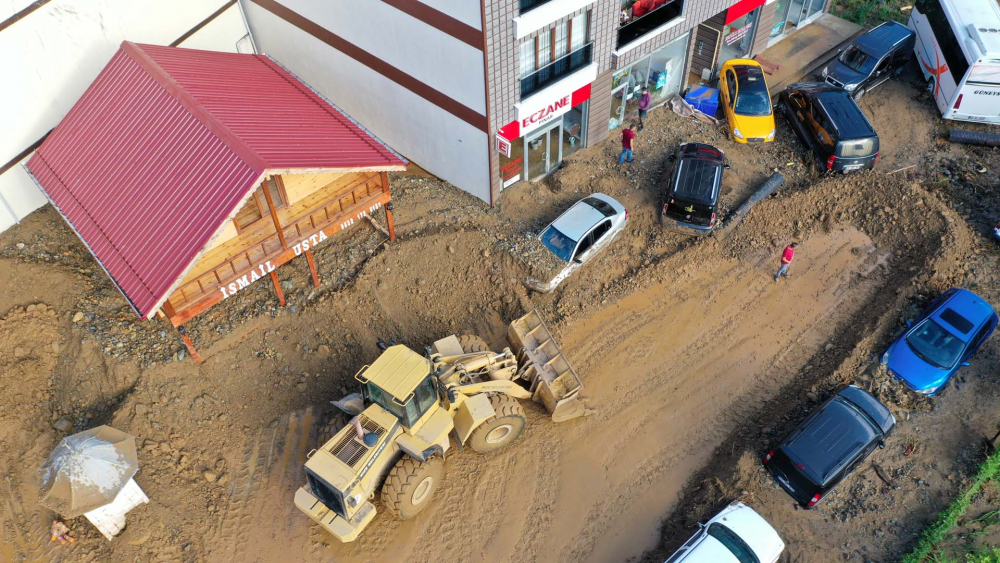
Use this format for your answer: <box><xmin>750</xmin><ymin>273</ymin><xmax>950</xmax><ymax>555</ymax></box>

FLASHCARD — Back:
<box><xmin>775</xmin><ymin>242</ymin><xmax>798</xmax><ymax>281</ymax></box>
<box><xmin>618</xmin><ymin>123</ymin><xmax>637</xmax><ymax>164</ymax></box>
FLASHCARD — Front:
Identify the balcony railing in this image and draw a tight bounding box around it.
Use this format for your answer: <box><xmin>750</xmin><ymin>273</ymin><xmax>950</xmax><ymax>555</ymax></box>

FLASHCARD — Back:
<box><xmin>520</xmin><ymin>42</ymin><xmax>593</xmax><ymax>99</ymax></box>
<box><xmin>519</xmin><ymin>0</ymin><xmax>553</xmax><ymax>14</ymax></box>
<box><xmin>617</xmin><ymin>0</ymin><xmax>685</xmax><ymax>48</ymax></box>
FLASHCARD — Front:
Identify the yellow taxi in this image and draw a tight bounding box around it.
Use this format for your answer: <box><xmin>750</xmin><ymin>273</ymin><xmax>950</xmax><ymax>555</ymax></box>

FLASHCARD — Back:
<box><xmin>718</xmin><ymin>59</ymin><xmax>776</xmax><ymax>143</ymax></box>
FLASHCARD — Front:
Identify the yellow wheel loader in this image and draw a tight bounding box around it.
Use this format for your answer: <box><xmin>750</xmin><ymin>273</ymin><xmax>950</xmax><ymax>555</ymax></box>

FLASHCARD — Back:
<box><xmin>294</xmin><ymin>311</ymin><xmax>589</xmax><ymax>542</ymax></box>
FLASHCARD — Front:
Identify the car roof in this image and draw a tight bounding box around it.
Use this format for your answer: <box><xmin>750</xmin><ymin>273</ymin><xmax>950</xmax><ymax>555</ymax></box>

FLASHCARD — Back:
<box><xmin>782</xmin><ymin>399</ymin><xmax>877</xmax><ymax>484</ymax></box>
<box><xmin>549</xmin><ymin>193</ymin><xmax>623</xmax><ymax>241</ymax></box>
<box><xmin>855</xmin><ymin>21</ymin><xmax>914</xmax><ymax>54</ymax></box>
<box><xmin>674</xmin><ymin>158</ymin><xmax>722</xmax><ymax>202</ymax></box>
<box><xmin>732</xmin><ymin>64</ymin><xmax>769</xmax><ymax>95</ymax></box>
<box><xmin>930</xmin><ymin>289</ymin><xmax>997</xmax><ymax>339</ymax></box>
<box><xmin>814</xmin><ymin>90</ymin><xmax>876</xmax><ymax>139</ymax></box>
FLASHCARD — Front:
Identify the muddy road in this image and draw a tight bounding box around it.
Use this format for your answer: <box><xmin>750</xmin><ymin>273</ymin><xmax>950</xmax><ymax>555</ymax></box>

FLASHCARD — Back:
<box><xmin>1</xmin><ymin>74</ymin><xmax>999</xmax><ymax>563</ymax></box>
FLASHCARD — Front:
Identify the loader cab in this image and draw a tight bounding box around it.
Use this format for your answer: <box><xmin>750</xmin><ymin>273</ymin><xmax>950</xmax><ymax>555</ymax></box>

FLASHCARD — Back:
<box><xmin>356</xmin><ymin>345</ymin><xmax>443</xmax><ymax>432</ymax></box>
<box><xmin>362</xmin><ymin>376</ymin><xmax>439</xmax><ymax>429</ymax></box>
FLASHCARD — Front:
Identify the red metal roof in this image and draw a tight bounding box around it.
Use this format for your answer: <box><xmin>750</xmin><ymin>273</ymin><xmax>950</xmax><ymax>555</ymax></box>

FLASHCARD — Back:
<box><xmin>26</xmin><ymin>42</ymin><xmax>406</xmax><ymax>319</ymax></box>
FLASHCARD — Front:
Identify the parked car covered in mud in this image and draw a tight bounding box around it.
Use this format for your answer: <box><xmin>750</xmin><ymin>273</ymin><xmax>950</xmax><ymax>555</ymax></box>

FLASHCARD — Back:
<box><xmin>764</xmin><ymin>385</ymin><xmax>895</xmax><ymax>508</ymax></box>
<box><xmin>881</xmin><ymin>288</ymin><xmax>998</xmax><ymax>395</ymax></box>
<box><xmin>664</xmin><ymin>501</ymin><xmax>784</xmax><ymax>563</ymax></box>
<box><xmin>661</xmin><ymin>142</ymin><xmax>729</xmax><ymax>236</ymax></box>
<box><xmin>821</xmin><ymin>21</ymin><xmax>916</xmax><ymax>99</ymax></box>
<box><xmin>524</xmin><ymin>194</ymin><xmax>629</xmax><ymax>292</ymax></box>
<box><xmin>777</xmin><ymin>83</ymin><xmax>880</xmax><ymax>173</ymax></box>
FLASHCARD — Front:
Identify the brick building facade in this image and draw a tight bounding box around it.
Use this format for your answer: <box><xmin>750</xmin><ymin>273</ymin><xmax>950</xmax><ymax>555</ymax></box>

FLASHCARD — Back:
<box><xmin>241</xmin><ymin>0</ymin><xmax>834</xmax><ymax>205</ymax></box>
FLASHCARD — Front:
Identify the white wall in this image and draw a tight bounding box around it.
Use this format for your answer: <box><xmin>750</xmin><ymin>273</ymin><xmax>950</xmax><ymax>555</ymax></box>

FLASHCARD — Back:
<box><xmin>0</xmin><ymin>0</ymin><xmax>249</xmax><ymax>232</ymax></box>
<box><xmin>242</xmin><ymin>0</ymin><xmax>491</xmax><ymax>203</ymax></box>
<box><xmin>418</xmin><ymin>0</ymin><xmax>483</xmax><ymax>31</ymax></box>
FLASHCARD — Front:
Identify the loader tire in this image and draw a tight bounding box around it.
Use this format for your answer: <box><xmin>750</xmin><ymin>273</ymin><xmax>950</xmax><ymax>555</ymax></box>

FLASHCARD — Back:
<box><xmin>468</xmin><ymin>395</ymin><xmax>527</xmax><ymax>453</ymax></box>
<box><xmin>316</xmin><ymin>411</ymin><xmax>349</xmax><ymax>446</ymax></box>
<box><xmin>381</xmin><ymin>456</ymin><xmax>444</xmax><ymax>520</ymax></box>
<box><xmin>458</xmin><ymin>334</ymin><xmax>490</xmax><ymax>353</ymax></box>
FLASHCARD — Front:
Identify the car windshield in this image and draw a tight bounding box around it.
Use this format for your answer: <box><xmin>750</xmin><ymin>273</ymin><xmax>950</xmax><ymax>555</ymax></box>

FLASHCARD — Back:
<box><xmin>735</xmin><ymin>90</ymin><xmax>772</xmax><ymax>116</ymax></box>
<box><xmin>839</xmin><ymin>46</ymin><xmax>875</xmax><ymax>74</ymax></box>
<box><xmin>905</xmin><ymin>319</ymin><xmax>965</xmax><ymax>369</ymax></box>
<box><xmin>706</xmin><ymin>523</ymin><xmax>759</xmax><ymax>563</ymax></box>
<box><xmin>540</xmin><ymin>225</ymin><xmax>576</xmax><ymax>262</ymax></box>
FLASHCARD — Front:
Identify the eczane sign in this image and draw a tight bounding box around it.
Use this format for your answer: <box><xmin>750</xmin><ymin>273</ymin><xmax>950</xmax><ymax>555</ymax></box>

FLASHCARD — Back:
<box><xmin>511</xmin><ymin>63</ymin><xmax>596</xmax><ymax>138</ymax></box>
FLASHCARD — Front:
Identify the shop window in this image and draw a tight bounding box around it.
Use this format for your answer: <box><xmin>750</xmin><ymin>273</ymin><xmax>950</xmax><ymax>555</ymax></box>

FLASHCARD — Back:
<box><xmin>618</xmin><ymin>0</ymin><xmax>685</xmax><ymax>48</ymax></box>
<box><xmin>499</xmin><ymin>137</ymin><xmax>525</xmax><ymax>190</ymax></box>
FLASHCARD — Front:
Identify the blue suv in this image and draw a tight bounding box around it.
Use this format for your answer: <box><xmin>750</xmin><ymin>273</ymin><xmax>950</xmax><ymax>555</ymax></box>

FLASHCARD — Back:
<box><xmin>881</xmin><ymin>288</ymin><xmax>998</xmax><ymax>395</ymax></box>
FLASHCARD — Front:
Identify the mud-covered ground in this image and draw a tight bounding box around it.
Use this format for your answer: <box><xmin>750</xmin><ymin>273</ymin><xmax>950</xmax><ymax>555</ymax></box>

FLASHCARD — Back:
<box><xmin>1</xmin><ymin>64</ymin><xmax>999</xmax><ymax>563</ymax></box>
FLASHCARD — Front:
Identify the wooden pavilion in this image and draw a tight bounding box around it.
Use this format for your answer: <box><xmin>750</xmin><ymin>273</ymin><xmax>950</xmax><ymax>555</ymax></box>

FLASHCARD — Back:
<box><xmin>25</xmin><ymin>42</ymin><xmax>407</xmax><ymax>361</ymax></box>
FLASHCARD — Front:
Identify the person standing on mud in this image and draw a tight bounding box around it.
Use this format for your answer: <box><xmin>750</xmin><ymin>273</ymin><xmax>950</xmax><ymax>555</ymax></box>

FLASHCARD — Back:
<box><xmin>619</xmin><ymin>124</ymin><xmax>637</xmax><ymax>164</ymax></box>
<box><xmin>775</xmin><ymin>242</ymin><xmax>797</xmax><ymax>281</ymax></box>
<box><xmin>637</xmin><ymin>87</ymin><xmax>651</xmax><ymax>132</ymax></box>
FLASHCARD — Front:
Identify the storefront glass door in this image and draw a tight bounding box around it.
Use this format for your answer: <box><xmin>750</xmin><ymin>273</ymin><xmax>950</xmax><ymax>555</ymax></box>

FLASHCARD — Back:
<box><xmin>717</xmin><ymin>9</ymin><xmax>759</xmax><ymax>72</ymax></box>
<box><xmin>525</xmin><ymin>122</ymin><xmax>562</xmax><ymax>181</ymax></box>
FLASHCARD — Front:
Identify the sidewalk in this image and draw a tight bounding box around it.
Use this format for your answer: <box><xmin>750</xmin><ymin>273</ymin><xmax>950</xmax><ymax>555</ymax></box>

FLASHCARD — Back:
<box><xmin>758</xmin><ymin>13</ymin><xmax>863</xmax><ymax>94</ymax></box>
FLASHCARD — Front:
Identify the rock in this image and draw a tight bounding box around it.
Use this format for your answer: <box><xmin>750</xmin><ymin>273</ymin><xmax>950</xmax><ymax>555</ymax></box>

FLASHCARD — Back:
<box><xmin>15</xmin><ymin>242</ymin><xmax>25</xmax><ymax>249</ymax></box>
<box><xmin>203</xmin><ymin>471</ymin><xmax>218</xmax><ymax>483</ymax></box>
<box><xmin>296</xmin><ymin>382</ymin><xmax>307</xmax><ymax>392</ymax></box>
<box><xmin>51</xmin><ymin>342</ymin><xmax>61</xmax><ymax>354</ymax></box>
<box><xmin>134</xmin><ymin>404</ymin><xmax>150</xmax><ymax>417</ymax></box>
<box><xmin>53</xmin><ymin>417</ymin><xmax>73</xmax><ymax>432</ymax></box>
<box><xmin>72</xmin><ymin>312</ymin><xmax>85</xmax><ymax>323</ymax></box>
<box><xmin>13</xmin><ymin>347</ymin><xmax>27</xmax><ymax>358</ymax></box>
<box><xmin>318</xmin><ymin>344</ymin><xmax>331</xmax><ymax>355</ymax></box>
<box><xmin>447</xmin><ymin>245</ymin><xmax>455</xmax><ymax>254</ymax></box>
<box><xmin>825</xmin><ymin>343</ymin><xmax>835</xmax><ymax>351</ymax></box>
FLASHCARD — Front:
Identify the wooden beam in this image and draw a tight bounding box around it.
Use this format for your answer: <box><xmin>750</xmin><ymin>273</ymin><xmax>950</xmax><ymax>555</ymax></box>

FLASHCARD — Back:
<box><xmin>380</xmin><ymin>171</ymin><xmax>396</xmax><ymax>242</ymax></box>
<box><xmin>177</xmin><ymin>326</ymin><xmax>203</xmax><ymax>365</ymax></box>
<box><xmin>305</xmin><ymin>249</ymin><xmax>320</xmax><ymax>287</ymax></box>
<box><xmin>262</xmin><ymin>178</ymin><xmax>288</xmax><ymax>249</ymax></box>
<box><xmin>270</xmin><ymin>270</ymin><xmax>286</xmax><ymax>306</ymax></box>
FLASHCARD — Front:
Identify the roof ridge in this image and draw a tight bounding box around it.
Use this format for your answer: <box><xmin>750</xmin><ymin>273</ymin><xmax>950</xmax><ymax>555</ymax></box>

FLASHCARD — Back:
<box><xmin>123</xmin><ymin>42</ymin><xmax>269</xmax><ymax>172</ymax></box>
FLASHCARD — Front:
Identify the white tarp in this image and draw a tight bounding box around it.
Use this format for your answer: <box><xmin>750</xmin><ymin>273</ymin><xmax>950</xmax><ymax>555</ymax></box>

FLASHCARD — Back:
<box><xmin>84</xmin><ymin>478</ymin><xmax>149</xmax><ymax>541</ymax></box>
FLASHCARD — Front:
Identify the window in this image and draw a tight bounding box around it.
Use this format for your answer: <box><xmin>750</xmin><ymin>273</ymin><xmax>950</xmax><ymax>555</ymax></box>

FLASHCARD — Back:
<box><xmin>973</xmin><ymin>322</ymin><xmax>993</xmax><ymax>350</ymax></box>
<box><xmin>705</xmin><ymin>523</ymin><xmax>758</xmax><ymax>563</ymax></box>
<box><xmin>914</xmin><ymin>0</ymin><xmax>970</xmax><ymax>82</ymax></box>
<box><xmin>591</xmin><ymin>220</ymin><xmax>612</xmax><ymax>243</ymax></box>
<box><xmin>874</xmin><ymin>55</ymin><xmax>892</xmax><ymax>74</ymax></box>
<box><xmin>583</xmin><ymin>197</ymin><xmax>617</xmax><ymax>217</ymax></box>
<box><xmin>519</xmin><ymin>12</ymin><xmax>591</xmax><ymax>80</ymax></box>
<box><xmin>403</xmin><ymin>378</ymin><xmax>438</xmax><ymax>425</ymax></box>
<box><xmin>233</xmin><ymin>178</ymin><xmax>287</xmax><ymax>232</ymax></box>
<box><xmin>725</xmin><ymin>70</ymin><xmax>736</xmax><ymax>106</ymax></box>
<box><xmin>618</xmin><ymin>0</ymin><xmax>685</xmax><ymax>48</ymax></box>
<box><xmin>968</xmin><ymin>65</ymin><xmax>1000</xmax><ymax>86</ymax></box>
<box><xmin>574</xmin><ymin>232</ymin><xmax>595</xmax><ymax>259</ymax></box>
<box><xmin>839</xmin><ymin>46</ymin><xmax>874</xmax><ymax>74</ymax></box>
<box><xmin>905</xmin><ymin>319</ymin><xmax>964</xmax><ymax>368</ymax></box>
<box><xmin>540</xmin><ymin>225</ymin><xmax>576</xmax><ymax>262</ymax></box>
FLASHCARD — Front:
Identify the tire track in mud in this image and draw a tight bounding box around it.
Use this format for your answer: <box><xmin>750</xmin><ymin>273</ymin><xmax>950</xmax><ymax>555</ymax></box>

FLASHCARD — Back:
<box><xmin>525</xmin><ymin>227</ymin><xmax>881</xmax><ymax>563</ymax></box>
<box><xmin>207</xmin><ymin>408</ymin><xmax>317</xmax><ymax>563</ymax></box>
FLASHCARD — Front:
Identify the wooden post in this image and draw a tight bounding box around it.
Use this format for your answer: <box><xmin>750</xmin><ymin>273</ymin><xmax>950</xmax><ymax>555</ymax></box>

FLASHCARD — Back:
<box><xmin>270</xmin><ymin>270</ymin><xmax>286</xmax><ymax>306</ymax></box>
<box><xmin>177</xmin><ymin>326</ymin><xmax>203</xmax><ymax>365</ymax></box>
<box><xmin>380</xmin><ymin>171</ymin><xmax>396</xmax><ymax>242</ymax></box>
<box><xmin>262</xmin><ymin>177</ymin><xmax>288</xmax><ymax>249</ymax></box>
<box><xmin>305</xmin><ymin>249</ymin><xmax>320</xmax><ymax>287</ymax></box>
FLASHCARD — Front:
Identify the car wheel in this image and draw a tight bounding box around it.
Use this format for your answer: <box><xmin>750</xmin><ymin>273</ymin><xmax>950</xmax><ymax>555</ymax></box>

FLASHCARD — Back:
<box><xmin>926</xmin><ymin>78</ymin><xmax>936</xmax><ymax>96</ymax></box>
<box><xmin>854</xmin><ymin>87</ymin><xmax>866</xmax><ymax>100</ymax></box>
<box><xmin>893</xmin><ymin>65</ymin><xmax>904</xmax><ymax>77</ymax></box>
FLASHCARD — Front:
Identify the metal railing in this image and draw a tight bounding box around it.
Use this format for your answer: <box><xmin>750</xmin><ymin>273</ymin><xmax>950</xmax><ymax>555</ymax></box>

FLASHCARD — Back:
<box><xmin>520</xmin><ymin>42</ymin><xmax>593</xmax><ymax>99</ymax></box>
<box><xmin>519</xmin><ymin>0</ymin><xmax>553</xmax><ymax>14</ymax></box>
<box><xmin>618</xmin><ymin>0</ymin><xmax>685</xmax><ymax>48</ymax></box>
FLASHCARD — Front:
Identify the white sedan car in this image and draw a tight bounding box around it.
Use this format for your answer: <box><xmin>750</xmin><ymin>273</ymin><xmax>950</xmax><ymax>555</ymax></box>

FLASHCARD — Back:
<box><xmin>525</xmin><ymin>193</ymin><xmax>629</xmax><ymax>292</ymax></box>
<box><xmin>665</xmin><ymin>502</ymin><xmax>784</xmax><ymax>563</ymax></box>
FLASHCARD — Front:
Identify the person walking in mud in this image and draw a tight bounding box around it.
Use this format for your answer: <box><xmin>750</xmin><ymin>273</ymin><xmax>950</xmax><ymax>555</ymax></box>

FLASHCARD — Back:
<box><xmin>637</xmin><ymin>87</ymin><xmax>651</xmax><ymax>132</ymax></box>
<box><xmin>775</xmin><ymin>242</ymin><xmax>797</xmax><ymax>281</ymax></box>
<box><xmin>618</xmin><ymin>123</ymin><xmax>637</xmax><ymax>164</ymax></box>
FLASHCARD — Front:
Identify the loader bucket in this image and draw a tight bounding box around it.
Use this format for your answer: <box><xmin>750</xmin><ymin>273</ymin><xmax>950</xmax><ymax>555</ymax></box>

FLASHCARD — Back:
<box><xmin>507</xmin><ymin>310</ymin><xmax>590</xmax><ymax>422</ymax></box>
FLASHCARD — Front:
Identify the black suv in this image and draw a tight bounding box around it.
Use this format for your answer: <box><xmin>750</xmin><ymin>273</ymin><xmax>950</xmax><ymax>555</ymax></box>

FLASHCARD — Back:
<box><xmin>821</xmin><ymin>21</ymin><xmax>915</xmax><ymax>100</ymax></box>
<box><xmin>764</xmin><ymin>385</ymin><xmax>895</xmax><ymax>508</ymax></box>
<box><xmin>661</xmin><ymin>143</ymin><xmax>728</xmax><ymax>236</ymax></box>
<box><xmin>777</xmin><ymin>83</ymin><xmax>880</xmax><ymax>173</ymax></box>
